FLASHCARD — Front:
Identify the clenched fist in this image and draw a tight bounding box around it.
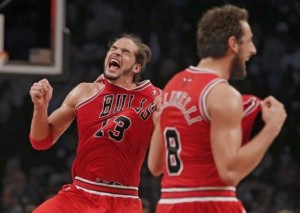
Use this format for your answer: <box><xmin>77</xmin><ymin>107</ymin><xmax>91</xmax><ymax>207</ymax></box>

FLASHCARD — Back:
<box><xmin>29</xmin><ymin>79</ymin><xmax>53</xmax><ymax>111</ymax></box>
<box><xmin>260</xmin><ymin>96</ymin><xmax>287</xmax><ymax>136</ymax></box>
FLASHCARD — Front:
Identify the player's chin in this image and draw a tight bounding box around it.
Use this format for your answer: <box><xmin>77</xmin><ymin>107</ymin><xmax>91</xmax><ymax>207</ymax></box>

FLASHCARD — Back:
<box><xmin>104</xmin><ymin>70</ymin><xmax>119</xmax><ymax>80</ymax></box>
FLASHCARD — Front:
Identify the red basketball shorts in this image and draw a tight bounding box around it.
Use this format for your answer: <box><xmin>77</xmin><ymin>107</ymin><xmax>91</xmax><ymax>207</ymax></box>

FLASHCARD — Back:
<box><xmin>33</xmin><ymin>183</ymin><xmax>142</xmax><ymax>213</ymax></box>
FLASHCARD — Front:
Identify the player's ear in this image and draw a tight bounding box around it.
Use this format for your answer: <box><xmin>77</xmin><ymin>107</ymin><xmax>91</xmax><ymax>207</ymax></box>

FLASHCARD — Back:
<box><xmin>228</xmin><ymin>36</ymin><xmax>239</xmax><ymax>54</ymax></box>
<box><xmin>133</xmin><ymin>64</ymin><xmax>142</xmax><ymax>74</ymax></box>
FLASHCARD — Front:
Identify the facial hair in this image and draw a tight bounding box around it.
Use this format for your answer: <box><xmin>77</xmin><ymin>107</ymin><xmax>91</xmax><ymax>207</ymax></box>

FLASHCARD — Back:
<box><xmin>230</xmin><ymin>51</ymin><xmax>247</xmax><ymax>80</ymax></box>
<box><xmin>104</xmin><ymin>63</ymin><xmax>135</xmax><ymax>81</ymax></box>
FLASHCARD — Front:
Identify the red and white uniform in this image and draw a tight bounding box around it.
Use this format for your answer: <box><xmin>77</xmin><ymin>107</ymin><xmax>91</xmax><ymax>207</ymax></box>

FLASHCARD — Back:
<box><xmin>156</xmin><ymin>66</ymin><xmax>261</xmax><ymax>213</ymax></box>
<box><xmin>73</xmin><ymin>78</ymin><xmax>161</xmax><ymax>187</ymax></box>
<box><xmin>34</xmin><ymin>77</ymin><xmax>161</xmax><ymax>213</ymax></box>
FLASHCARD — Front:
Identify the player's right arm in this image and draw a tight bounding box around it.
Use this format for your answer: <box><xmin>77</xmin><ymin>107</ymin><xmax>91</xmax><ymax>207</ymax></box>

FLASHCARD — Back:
<box><xmin>208</xmin><ymin>83</ymin><xmax>286</xmax><ymax>186</ymax></box>
<box><xmin>147</xmin><ymin>91</ymin><xmax>164</xmax><ymax>176</ymax></box>
<box><xmin>29</xmin><ymin>79</ymin><xmax>88</xmax><ymax>150</ymax></box>
<box><xmin>148</xmin><ymin>121</ymin><xmax>164</xmax><ymax>176</ymax></box>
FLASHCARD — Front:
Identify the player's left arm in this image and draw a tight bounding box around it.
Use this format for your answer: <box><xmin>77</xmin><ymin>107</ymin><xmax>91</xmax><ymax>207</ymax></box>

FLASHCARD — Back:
<box><xmin>209</xmin><ymin>83</ymin><xmax>286</xmax><ymax>186</ymax></box>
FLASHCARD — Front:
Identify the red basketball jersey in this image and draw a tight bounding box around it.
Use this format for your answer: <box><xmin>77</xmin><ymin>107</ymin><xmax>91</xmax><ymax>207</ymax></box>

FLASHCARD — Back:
<box><xmin>241</xmin><ymin>94</ymin><xmax>262</xmax><ymax>144</ymax></box>
<box><xmin>72</xmin><ymin>78</ymin><xmax>161</xmax><ymax>188</ymax></box>
<box><xmin>159</xmin><ymin>66</ymin><xmax>261</xmax><ymax>204</ymax></box>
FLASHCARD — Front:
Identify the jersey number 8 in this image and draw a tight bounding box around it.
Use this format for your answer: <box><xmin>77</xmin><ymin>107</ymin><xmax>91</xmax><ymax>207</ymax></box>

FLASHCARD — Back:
<box><xmin>164</xmin><ymin>128</ymin><xmax>183</xmax><ymax>175</ymax></box>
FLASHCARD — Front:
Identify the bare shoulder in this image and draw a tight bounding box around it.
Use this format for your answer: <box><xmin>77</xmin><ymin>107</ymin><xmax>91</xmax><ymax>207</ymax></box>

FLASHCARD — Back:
<box><xmin>206</xmin><ymin>83</ymin><xmax>243</xmax><ymax>116</ymax></box>
<box><xmin>64</xmin><ymin>81</ymin><xmax>104</xmax><ymax>107</ymax></box>
<box><xmin>75</xmin><ymin>81</ymin><xmax>104</xmax><ymax>93</ymax></box>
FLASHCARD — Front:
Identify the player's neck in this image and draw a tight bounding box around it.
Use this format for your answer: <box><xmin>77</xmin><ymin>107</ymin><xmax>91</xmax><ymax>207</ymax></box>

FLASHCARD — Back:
<box><xmin>109</xmin><ymin>78</ymin><xmax>136</xmax><ymax>89</ymax></box>
<box><xmin>196</xmin><ymin>57</ymin><xmax>231</xmax><ymax>80</ymax></box>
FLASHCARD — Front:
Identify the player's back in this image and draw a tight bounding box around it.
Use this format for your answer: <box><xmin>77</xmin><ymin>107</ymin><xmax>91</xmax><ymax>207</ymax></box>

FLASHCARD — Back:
<box><xmin>160</xmin><ymin>66</ymin><xmax>227</xmax><ymax>189</ymax></box>
<box><xmin>159</xmin><ymin>66</ymin><xmax>262</xmax><ymax>205</ymax></box>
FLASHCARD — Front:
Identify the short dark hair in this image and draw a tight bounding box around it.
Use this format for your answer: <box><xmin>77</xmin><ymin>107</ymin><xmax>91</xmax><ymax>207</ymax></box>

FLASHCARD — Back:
<box><xmin>196</xmin><ymin>4</ymin><xmax>249</xmax><ymax>58</ymax></box>
<box><xmin>108</xmin><ymin>33</ymin><xmax>152</xmax><ymax>82</ymax></box>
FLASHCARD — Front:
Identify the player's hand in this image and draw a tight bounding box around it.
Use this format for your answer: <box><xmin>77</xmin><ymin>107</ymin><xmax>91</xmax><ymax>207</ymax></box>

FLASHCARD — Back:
<box><xmin>152</xmin><ymin>94</ymin><xmax>162</xmax><ymax>126</ymax></box>
<box><xmin>260</xmin><ymin>96</ymin><xmax>287</xmax><ymax>135</ymax></box>
<box><xmin>29</xmin><ymin>79</ymin><xmax>53</xmax><ymax>110</ymax></box>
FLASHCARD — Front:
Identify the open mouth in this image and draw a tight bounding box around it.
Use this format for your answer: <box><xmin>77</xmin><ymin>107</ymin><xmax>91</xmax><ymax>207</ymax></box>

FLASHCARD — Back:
<box><xmin>108</xmin><ymin>58</ymin><xmax>121</xmax><ymax>70</ymax></box>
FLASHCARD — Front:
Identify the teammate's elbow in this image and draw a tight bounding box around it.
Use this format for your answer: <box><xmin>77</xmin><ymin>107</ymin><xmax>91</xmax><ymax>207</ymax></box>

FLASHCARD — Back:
<box><xmin>219</xmin><ymin>171</ymin><xmax>239</xmax><ymax>186</ymax></box>
<box><xmin>148</xmin><ymin>167</ymin><xmax>163</xmax><ymax>177</ymax></box>
<box><xmin>148</xmin><ymin>160</ymin><xmax>163</xmax><ymax>176</ymax></box>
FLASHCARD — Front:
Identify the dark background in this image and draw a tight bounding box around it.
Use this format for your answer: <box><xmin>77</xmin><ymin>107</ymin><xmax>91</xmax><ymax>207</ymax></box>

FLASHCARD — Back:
<box><xmin>0</xmin><ymin>0</ymin><xmax>300</xmax><ymax>212</ymax></box>
<box><xmin>2</xmin><ymin>0</ymin><xmax>51</xmax><ymax>61</ymax></box>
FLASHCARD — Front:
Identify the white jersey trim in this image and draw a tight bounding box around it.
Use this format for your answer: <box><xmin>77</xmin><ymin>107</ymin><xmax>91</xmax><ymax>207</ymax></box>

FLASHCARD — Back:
<box><xmin>158</xmin><ymin>196</ymin><xmax>239</xmax><ymax>204</ymax></box>
<box><xmin>199</xmin><ymin>78</ymin><xmax>227</xmax><ymax>122</ymax></box>
<box><xmin>161</xmin><ymin>186</ymin><xmax>236</xmax><ymax>192</ymax></box>
<box><xmin>74</xmin><ymin>176</ymin><xmax>138</xmax><ymax>190</ymax></box>
<box><xmin>187</xmin><ymin>66</ymin><xmax>219</xmax><ymax>74</ymax></box>
<box><xmin>243</xmin><ymin>96</ymin><xmax>260</xmax><ymax>117</ymax></box>
<box><xmin>74</xmin><ymin>185</ymin><xmax>139</xmax><ymax>199</ymax></box>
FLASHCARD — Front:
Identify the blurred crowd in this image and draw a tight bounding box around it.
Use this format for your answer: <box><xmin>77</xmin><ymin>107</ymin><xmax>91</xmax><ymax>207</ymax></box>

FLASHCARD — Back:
<box><xmin>0</xmin><ymin>0</ymin><xmax>300</xmax><ymax>212</ymax></box>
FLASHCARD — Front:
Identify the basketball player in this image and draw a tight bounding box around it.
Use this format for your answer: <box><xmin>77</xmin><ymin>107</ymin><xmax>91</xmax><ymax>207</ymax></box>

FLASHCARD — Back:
<box><xmin>29</xmin><ymin>34</ymin><xmax>162</xmax><ymax>213</ymax></box>
<box><xmin>148</xmin><ymin>4</ymin><xmax>287</xmax><ymax>213</ymax></box>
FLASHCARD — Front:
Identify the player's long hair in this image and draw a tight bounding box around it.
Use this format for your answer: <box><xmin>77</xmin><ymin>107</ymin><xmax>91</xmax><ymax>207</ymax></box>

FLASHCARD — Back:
<box><xmin>196</xmin><ymin>4</ymin><xmax>248</xmax><ymax>59</ymax></box>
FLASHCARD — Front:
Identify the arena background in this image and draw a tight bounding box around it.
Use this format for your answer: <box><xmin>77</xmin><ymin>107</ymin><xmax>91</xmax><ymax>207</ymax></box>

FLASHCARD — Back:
<box><xmin>0</xmin><ymin>0</ymin><xmax>299</xmax><ymax>212</ymax></box>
